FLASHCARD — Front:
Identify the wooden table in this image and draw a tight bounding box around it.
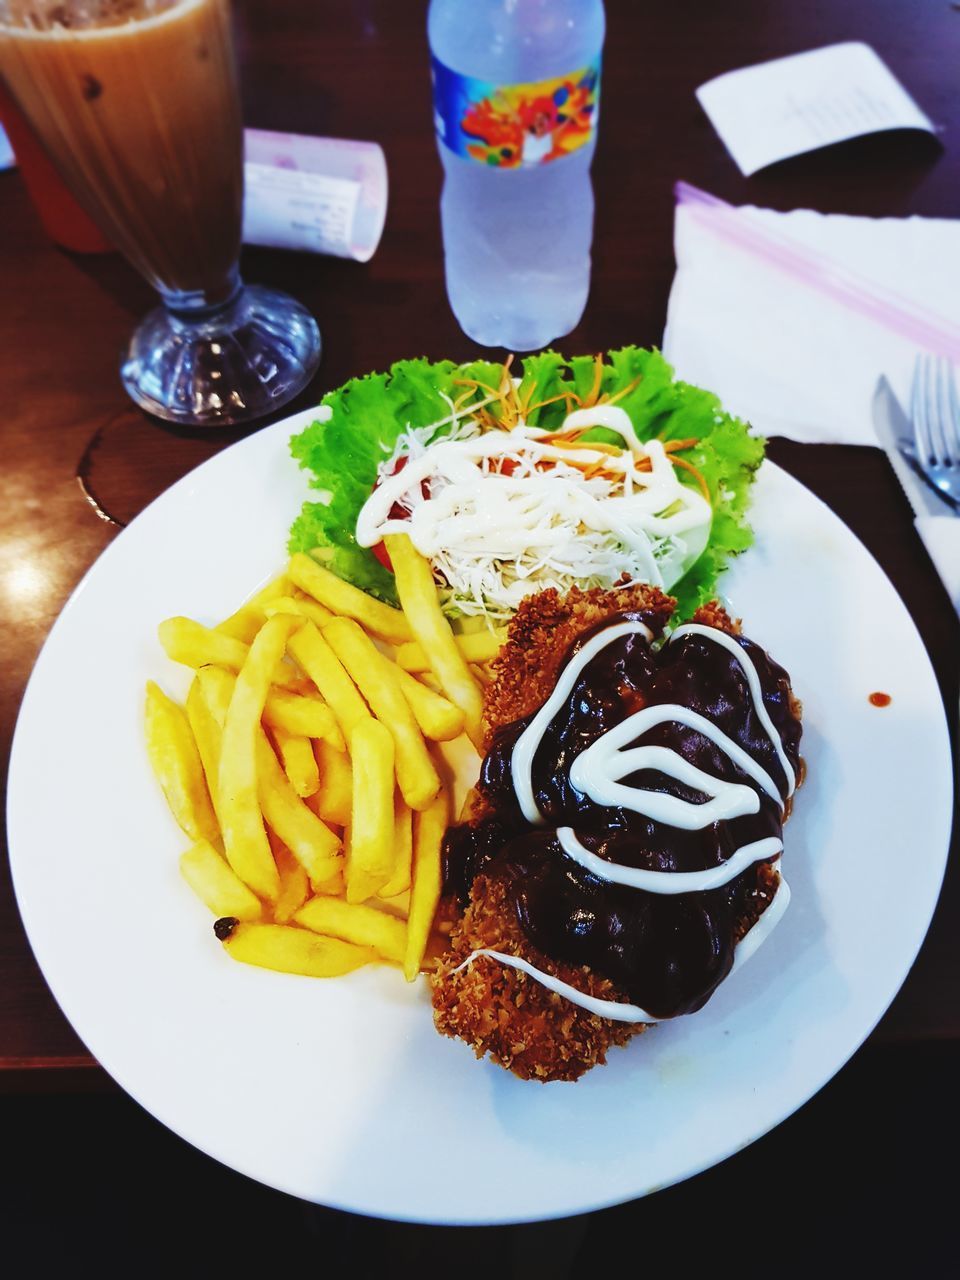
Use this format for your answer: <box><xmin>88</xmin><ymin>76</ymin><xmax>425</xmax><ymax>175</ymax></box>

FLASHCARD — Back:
<box><xmin>1</xmin><ymin>0</ymin><xmax>956</xmax><ymax>1129</ymax></box>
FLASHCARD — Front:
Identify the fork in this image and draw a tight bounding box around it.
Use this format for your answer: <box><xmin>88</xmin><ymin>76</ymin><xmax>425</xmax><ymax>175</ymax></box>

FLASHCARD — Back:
<box><xmin>909</xmin><ymin>354</ymin><xmax>960</xmax><ymax>511</ymax></box>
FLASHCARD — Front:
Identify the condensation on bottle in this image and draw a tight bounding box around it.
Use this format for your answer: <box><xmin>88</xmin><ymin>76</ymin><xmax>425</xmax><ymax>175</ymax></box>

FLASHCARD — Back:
<box><xmin>428</xmin><ymin>0</ymin><xmax>606</xmax><ymax>351</ymax></box>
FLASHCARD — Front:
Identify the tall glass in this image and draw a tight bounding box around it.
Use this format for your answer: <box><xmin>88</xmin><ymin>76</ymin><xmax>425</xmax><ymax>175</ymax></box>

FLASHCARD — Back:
<box><xmin>0</xmin><ymin>1</ymin><xmax>321</xmax><ymax>426</ymax></box>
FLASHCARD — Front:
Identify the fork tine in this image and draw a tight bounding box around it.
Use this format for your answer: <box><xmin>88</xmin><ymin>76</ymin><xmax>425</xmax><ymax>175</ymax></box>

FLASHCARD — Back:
<box><xmin>923</xmin><ymin>353</ymin><xmax>945</xmax><ymax>467</ymax></box>
<box><xmin>931</xmin><ymin>356</ymin><xmax>953</xmax><ymax>468</ymax></box>
<box><xmin>942</xmin><ymin>358</ymin><xmax>960</xmax><ymax>468</ymax></box>
<box><xmin>911</xmin><ymin>354</ymin><xmax>933</xmax><ymax>467</ymax></box>
<box><xmin>923</xmin><ymin>354</ymin><xmax>944</xmax><ymax>467</ymax></box>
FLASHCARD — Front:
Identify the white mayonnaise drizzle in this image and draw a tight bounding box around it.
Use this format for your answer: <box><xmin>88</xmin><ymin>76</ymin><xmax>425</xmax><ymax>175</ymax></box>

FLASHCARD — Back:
<box><xmin>568</xmin><ymin>705</ymin><xmax>782</xmax><ymax>819</ymax></box>
<box><xmin>454</xmin><ymin>875</ymin><xmax>791</xmax><ymax>1025</ymax></box>
<box><xmin>353</xmin><ymin>406</ymin><xmax>712</xmax><ymax>618</ymax></box>
<box><xmin>727</xmin><ymin>874</ymin><xmax>792</xmax><ymax>973</ymax></box>
<box><xmin>559</xmin><ymin>404</ymin><xmax>647</xmax><ymax>455</ymax></box>
<box><xmin>668</xmin><ymin>624</ymin><xmax>797</xmax><ymax>795</ymax></box>
<box><xmin>511</xmin><ymin>619</ymin><xmax>653</xmax><ymax>825</ymax></box>
<box><xmin>469</xmin><ymin>618</ymin><xmax>797</xmax><ymax>1021</ymax></box>
<box><xmin>555</xmin><ymin>828</ymin><xmax>783</xmax><ymax>894</ymax></box>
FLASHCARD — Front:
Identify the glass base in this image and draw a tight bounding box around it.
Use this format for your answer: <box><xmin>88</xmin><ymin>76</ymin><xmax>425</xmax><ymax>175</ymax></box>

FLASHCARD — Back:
<box><xmin>120</xmin><ymin>284</ymin><xmax>321</xmax><ymax>427</ymax></box>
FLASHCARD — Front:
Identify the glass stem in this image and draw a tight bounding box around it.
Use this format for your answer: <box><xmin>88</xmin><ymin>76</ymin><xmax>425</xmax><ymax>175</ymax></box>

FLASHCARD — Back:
<box><xmin>158</xmin><ymin>265</ymin><xmax>243</xmax><ymax>320</ymax></box>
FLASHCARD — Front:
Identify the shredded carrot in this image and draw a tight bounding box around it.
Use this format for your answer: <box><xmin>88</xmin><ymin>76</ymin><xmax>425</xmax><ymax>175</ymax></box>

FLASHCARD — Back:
<box><xmin>598</xmin><ymin>374</ymin><xmax>643</xmax><ymax>408</ymax></box>
<box><xmin>662</xmin><ymin>437</ymin><xmax>699</xmax><ymax>453</ymax></box>
<box><xmin>539</xmin><ymin>435</ymin><xmax>623</xmax><ymax>456</ymax></box>
<box><xmin>581</xmin><ymin>352</ymin><xmax>604</xmax><ymax>408</ymax></box>
<box><xmin>669</xmin><ymin>455</ymin><xmax>710</xmax><ymax>501</ymax></box>
<box><xmin>523</xmin><ymin>389</ymin><xmax>574</xmax><ymax>419</ymax></box>
<box><xmin>442</xmin><ymin>358</ymin><xmax>714</xmax><ymax>505</ymax></box>
<box><xmin>454</xmin><ymin>378</ymin><xmax>500</xmax><ymax>402</ymax></box>
<box><xmin>581</xmin><ymin>461</ymin><xmax>613</xmax><ymax>481</ymax></box>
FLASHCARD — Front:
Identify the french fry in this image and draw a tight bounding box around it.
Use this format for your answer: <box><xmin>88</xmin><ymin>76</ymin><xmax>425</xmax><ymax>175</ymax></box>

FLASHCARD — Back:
<box><xmin>271</xmin><ymin>835</ymin><xmax>310</xmax><ymax>924</ymax></box>
<box><xmin>271</xmin><ymin>725</ymin><xmax>320</xmax><ymax>798</ymax></box>
<box><xmin>395</xmin><ymin>629</ymin><xmax>505</xmax><ymax>673</ymax></box>
<box><xmin>395</xmin><ymin>668</ymin><xmax>465</xmax><ymax>742</ymax></box>
<box><xmin>214</xmin><ymin>606</ymin><xmax>265</xmax><ymax>645</ymax></box>
<box><xmin>312</xmin><ymin>865</ymin><xmax>345</xmax><ymax>897</ymax></box>
<box><xmin>253</xmin><ymin>574</ymin><xmax>293</xmax><ymax>604</ymax></box>
<box><xmin>214</xmin><ymin>919</ymin><xmax>374</xmax><ymax>977</ymax></box>
<box><xmin>159</xmin><ymin>616</ymin><xmax>254</xmax><ymax>670</ymax></box>
<box><xmin>257</xmin><ymin>731</ymin><xmax>342</xmax><ymax>890</ymax></box>
<box><xmin>322</xmin><ymin>617</ymin><xmax>440</xmax><ymax>811</ymax></box>
<box><xmin>310</xmin><ymin>738</ymin><xmax>353</xmax><ymax>827</ymax></box>
<box><xmin>472</xmin><ymin>663</ymin><xmax>494</xmax><ymax>687</ymax></box>
<box><xmin>216</xmin><ymin>584</ymin><xmax>292</xmax><ymax>642</ymax></box>
<box><xmin>264</xmin><ymin>595</ymin><xmax>334</xmax><ymax>628</ymax></box>
<box><xmin>218</xmin><ymin>616</ymin><xmax>299</xmax><ymax>903</ymax></box>
<box><xmin>383</xmin><ymin>534</ymin><xmax>484</xmax><ymax>748</ymax></box>
<box><xmin>180</xmin><ymin>839</ymin><xmax>262</xmax><ymax>921</ymax></box>
<box><xmin>145</xmin><ymin>681</ymin><xmax>219</xmax><ymax>844</ymax></box>
<box><xmin>216</xmin><ymin>574</ymin><xmax>291</xmax><ymax>641</ymax></box>
<box><xmin>262</xmin><ymin>688</ymin><xmax>345</xmax><ymax>752</ymax></box>
<box><xmin>159</xmin><ymin>617</ymin><xmax>302</xmax><ymax>691</ymax></box>
<box><xmin>294</xmin><ymin>897</ymin><xmax>406</xmax><ymax>965</ymax></box>
<box><xmin>287</xmin><ymin>622</ymin><xmax>370</xmax><ymax>738</ymax></box>
<box><xmin>185</xmin><ymin>676</ymin><xmax>224</xmax><ymax>824</ymax></box>
<box><xmin>288</xmin><ymin>552</ymin><xmax>412</xmax><ymax>644</ymax></box>
<box><xmin>195</xmin><ymin>664</ymin><xmax>235</xmax><ymax>726</ymax></box>
<box><xmin>404</xmin><ymin>786</ymin><xmax>448</xmax><ymax>980</ymax></box>
<box><xmin>379</xmin><ymin>796</ymin><xmax>413</xmax><ymax>898</ymax></box>
<box><xmin>376</xmin><ymin>889</ymin><xmax>411</xmax><ymax>920</ymax></box>
<box><xmin>346</xmin><ymin>719</ymin><xmax>395</xmax><ymax>903</ymax></box>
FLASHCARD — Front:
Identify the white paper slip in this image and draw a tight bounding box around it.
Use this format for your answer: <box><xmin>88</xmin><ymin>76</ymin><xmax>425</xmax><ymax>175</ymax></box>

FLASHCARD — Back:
<box><xmin>244</xmin><ymin>163</ymin><xmax>362</xmax><ymax>257</ymax></box>
<box><xmin>243</xmin><ymin>130</ymin><xmax>387</xmax><ymax>261</ymax></box>
<box><xmin>696</xmin><ymin>42</ymin><xmax>936</xmax><ymax>176</ymax></box>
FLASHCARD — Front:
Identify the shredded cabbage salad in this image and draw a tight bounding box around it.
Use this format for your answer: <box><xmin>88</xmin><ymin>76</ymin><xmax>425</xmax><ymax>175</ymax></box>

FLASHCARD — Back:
<box><xmin>289</xmin><ymin>349</ymin><xmax>764</xmax><ymax>622</ymax></box>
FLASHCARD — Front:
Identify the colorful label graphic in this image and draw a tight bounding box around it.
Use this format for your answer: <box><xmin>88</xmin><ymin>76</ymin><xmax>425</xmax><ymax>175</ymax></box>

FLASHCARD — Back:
<box><xmin>431</xmin><ymin>55</ymin><xmax>601</xmax><ymax>167</ymax></box>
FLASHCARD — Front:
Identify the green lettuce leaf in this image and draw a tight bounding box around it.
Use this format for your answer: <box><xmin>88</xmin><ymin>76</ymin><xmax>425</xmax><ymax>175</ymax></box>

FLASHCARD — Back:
<box><xmin>288</xmin><ymin>347</ymin><xmax>764</xmax><ymax>619</ymax></box>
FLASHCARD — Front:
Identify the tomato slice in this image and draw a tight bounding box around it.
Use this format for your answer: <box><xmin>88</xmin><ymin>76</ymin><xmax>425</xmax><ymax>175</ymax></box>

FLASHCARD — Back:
<box><xmin>368</xmin><ymin>455</ymin><xmax>425</xmax><ymax>574</ymax></box>
<box><xmin>372</xmin><ymin>540</ymin><xmax>393</xmax><ymax>572</ymax></box>
<box><xmin>370</xmin><ymin>445</ymin><xmax>524</xmax><ymax>576</ymax></box>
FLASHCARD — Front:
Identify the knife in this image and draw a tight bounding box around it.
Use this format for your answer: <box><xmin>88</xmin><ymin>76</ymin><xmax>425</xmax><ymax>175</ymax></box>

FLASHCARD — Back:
<box><xmin>871</xmin><ymin>377</ymin><xmax>957</xmax><ymax>518</ymax></box>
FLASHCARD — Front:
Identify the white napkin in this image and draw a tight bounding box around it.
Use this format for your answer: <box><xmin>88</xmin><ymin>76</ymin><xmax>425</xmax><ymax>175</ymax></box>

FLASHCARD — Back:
<box><xmin>663</xmin><ymin>184</ymin><xmax>960</xmax><ymax>614</ymax></box>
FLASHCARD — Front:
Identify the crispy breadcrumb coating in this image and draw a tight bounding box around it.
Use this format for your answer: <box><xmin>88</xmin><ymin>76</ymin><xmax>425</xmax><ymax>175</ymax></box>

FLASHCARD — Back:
<box><xmin>433</xmin><ymin>875</ymin><xmax>644</xmax><ymax>1082</ymax></box>
<box><xmin>433</xmin><ymin>862</ymin><xmax>780</xmax><ymax>1082</ymax></box>
<box><xmin>480</xmin><ymin>583</ymin><xmax>676</xmax><ymax>750</ymax></box>
<box><xmin>431</xmin><ymin>587</ymin><xmax>795</xmax><ymax>1083</ymax></box>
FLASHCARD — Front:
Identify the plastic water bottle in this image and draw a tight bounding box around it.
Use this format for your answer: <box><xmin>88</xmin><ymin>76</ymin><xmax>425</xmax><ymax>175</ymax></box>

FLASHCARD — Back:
<box><xmin>428</xmin><ymin>0</ymin><xmax>606</xmax><ymax>351</ymax></box>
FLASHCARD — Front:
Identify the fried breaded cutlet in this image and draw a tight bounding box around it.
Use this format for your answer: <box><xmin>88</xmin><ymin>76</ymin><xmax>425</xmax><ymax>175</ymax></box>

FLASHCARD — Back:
<box><xmin>477</xmin><ymin>582</ymin><xmax>678</xmax><ymax>749</ymax></box>
<box><xmin>431</xmin><ymin>584</ymin><xmax>801</xmax><ymax>1083</ymax></box>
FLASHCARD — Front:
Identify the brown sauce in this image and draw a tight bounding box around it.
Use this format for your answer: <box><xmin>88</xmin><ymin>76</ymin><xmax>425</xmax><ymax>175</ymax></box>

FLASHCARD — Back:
<box><xmin>443</xmin><ymin>615</ymin><xmax>803</xmax><ymax>1020</ymax></box>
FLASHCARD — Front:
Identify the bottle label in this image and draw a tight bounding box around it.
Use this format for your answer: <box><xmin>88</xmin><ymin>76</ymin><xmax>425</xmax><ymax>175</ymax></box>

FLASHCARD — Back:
<box><xmin>431</xmin><ymin>54</ymin><xmax>601</xmax><ymax>167</ymax></box>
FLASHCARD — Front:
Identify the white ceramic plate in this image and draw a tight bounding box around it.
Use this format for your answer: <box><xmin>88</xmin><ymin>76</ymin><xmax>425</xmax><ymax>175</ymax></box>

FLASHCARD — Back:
<box><xmin>8</xmin><ymin>410</ymin><xmax>953</xmax><ymax>1225</ymax></box>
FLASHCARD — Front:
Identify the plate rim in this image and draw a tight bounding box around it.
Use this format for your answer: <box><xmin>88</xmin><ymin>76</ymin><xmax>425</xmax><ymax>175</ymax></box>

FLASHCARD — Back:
<box><xmin>6</xmin><ymin>416</ymin><xmax>954</xmax><ymax>1224</ymax></box>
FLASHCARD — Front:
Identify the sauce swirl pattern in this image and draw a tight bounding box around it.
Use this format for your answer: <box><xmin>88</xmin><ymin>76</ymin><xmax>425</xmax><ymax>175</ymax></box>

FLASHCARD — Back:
<box><xmin>443</xmin><ymin>612</ymin><xmax>802</xmax><ymax>1022</ymax></box>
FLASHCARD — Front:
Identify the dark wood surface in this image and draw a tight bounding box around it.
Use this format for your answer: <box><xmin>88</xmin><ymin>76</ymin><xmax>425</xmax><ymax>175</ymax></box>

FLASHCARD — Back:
<box><xmin>2</xmin><ymin>1041</ymin><xmax>954</xmax><ymax>1265</ymax></box>
<box><xmin>0</xmin><ymin>0</ymin><xmax>956</xmax><ymax>1104</ymax></box>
